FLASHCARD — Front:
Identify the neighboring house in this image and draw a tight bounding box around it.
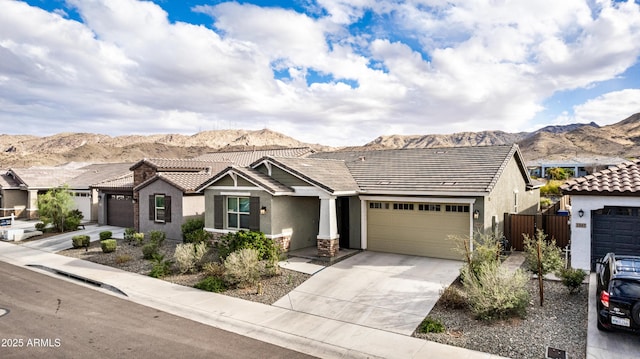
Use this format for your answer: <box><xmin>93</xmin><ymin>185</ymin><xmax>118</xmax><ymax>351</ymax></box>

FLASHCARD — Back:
<box><xmin>0</xmin><ymin>163</ymin><xmax>131</xmax><ymax>221</ymax></box>
<box><xmin>527</xmin><ymin>156</ymin><xmax>627</xmax><ymax>178</ymax></box>
<box><xmin>199</xmin><ymin>144</ymin><xmax>539</xmax><ymax>260</ymax></box>
<box><xmin>92</xmin><ymin>172</ymin><xmax>135</xmax><ymax>228</ymax></box>
<box><xmin>194</xmin><ymin>147</ymin><xmax>315</xmax><ymax>165</ymax></box>
<box><xmin>561</xmin><ymin>160</ymin><xmax>640</xmax><ymax>271</ymax></box>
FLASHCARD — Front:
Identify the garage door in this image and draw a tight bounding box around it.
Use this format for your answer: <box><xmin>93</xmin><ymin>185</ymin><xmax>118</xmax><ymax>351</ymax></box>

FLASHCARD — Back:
<box><xmin>367</xmin><ymin>201</ymin><xmax>469</xmax><ymax>260</ymax></box>
<box><xmin>591</xmin><ymin>206</ymin><xmax>640</xmax><ymax>268</ymax></box>
<box><xmin>107</xmin><ymin>194</ymin><xmax>134</xmax><ymax>228</ymax></box>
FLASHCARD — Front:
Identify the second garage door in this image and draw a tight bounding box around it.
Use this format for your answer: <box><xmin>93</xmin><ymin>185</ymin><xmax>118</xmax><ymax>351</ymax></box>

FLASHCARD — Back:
<box><xmin>367</xmin><ymin>201</ymin><xmax>470</xmax><ymax>260</ymax></box>
<box><xmin>591</xmin><ymin>206</ymin><xmax>640</xmax><ymax>269</ymax></box>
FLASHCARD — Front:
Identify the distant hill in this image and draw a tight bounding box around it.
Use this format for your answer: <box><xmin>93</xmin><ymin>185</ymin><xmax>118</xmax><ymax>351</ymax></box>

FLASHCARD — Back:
<box><xmin>1</xmin><ymin>114</ymin><xmax>639</xmax><ymax>167</ymax></box>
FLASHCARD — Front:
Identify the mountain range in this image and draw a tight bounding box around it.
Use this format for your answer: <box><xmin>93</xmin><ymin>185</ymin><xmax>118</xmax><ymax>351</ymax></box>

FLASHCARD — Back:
<box><xmin>2</xmin><ymin>113</ymin><xmax>639</xmax><ymax>168</ymax></box>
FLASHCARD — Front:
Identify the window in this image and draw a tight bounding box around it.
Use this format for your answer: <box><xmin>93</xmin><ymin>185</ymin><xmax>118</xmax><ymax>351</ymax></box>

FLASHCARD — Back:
<box><xmin>154</xmin><ymin>194</ymin><xmax>165</xmax><ymax>222</ymax></box>
<box><xmin>393</xmin><ymin>203</ymin><xmax>414</xmax><ymax>210</ymax></box>
<box><xmin>445</xmin><ymin>205</ymin><xmax>469</xmax><ymax>213</ymax></box>
<box><xmin>227</xmin><ymin>197</ymin><xmax>250</xmax><ymax>229</ymax></box>
<box><xmin>513</xmin><ymin>191</ymin><xmax>519</xmax><ymax>213</ymax></box>
<box><xmin>369</xmin><ymin>202</ymin><xmax>383</xmax><ymax>209</ymax></box>
<box><xmin>418</xmin><ymin>204</ymin><xmax>440</xmax><ymax>212</ymax></box>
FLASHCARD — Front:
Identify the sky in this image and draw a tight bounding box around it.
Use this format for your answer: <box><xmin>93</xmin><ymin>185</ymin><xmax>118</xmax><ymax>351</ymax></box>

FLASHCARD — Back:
<box><xmin>1</xmin><ymin>0</ymin><xmax>640</xmax><ymax>146</ymax></box>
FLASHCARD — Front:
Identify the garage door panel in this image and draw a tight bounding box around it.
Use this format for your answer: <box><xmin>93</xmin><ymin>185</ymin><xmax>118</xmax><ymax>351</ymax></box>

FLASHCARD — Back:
<box><xmin>591</xmin><ymin>208</ymin><xmax>640</xmax><ymax>268</ymax></box>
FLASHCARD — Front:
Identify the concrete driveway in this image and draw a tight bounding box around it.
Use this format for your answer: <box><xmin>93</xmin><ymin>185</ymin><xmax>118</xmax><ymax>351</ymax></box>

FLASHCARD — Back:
<box><xmin>273</xmin><ymin>251</ymin><xmax>462</xmax><ymax>335</ymax></box>
<box><xmin>587</xmin><ymin>273</ymin><xmax>640</xmax><ymax>359</ymax></box>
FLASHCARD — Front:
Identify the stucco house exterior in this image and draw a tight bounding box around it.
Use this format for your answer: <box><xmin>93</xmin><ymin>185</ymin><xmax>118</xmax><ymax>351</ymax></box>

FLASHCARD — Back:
<box><xmin>199</xmin><ymin>144</ymin><xmax>539</xmax><ymax>260</ymax></box>
<box><xmin>561</xmin><ymin>160</ymin><xmax>640</xmax><ymax>271</ymax></box>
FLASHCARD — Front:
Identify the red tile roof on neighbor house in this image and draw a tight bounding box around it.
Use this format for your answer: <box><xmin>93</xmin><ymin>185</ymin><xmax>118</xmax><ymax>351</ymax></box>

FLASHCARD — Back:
<box><xmin>561</xmin><ymin>160</ymin><xmax>640</xmax><ymax>195</ymax></box>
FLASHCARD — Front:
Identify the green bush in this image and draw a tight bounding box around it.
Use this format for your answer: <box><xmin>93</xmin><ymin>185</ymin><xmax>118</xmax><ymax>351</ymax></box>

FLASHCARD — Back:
<box><xmin>224</xmin><ymin>248</ymin><xmax>261</xmax><ymax>288</ymax></box>
<box><xmin>184</xmin><ymin>229</ymin><xmax>211</xmax><ymax>245</ymax></box>
<box><xmin>142</xmin><ymin>242</ymin><xmax>159</xmax><ymax>260</ymax></box>
<box><xmin>417</xmin><ymin>317</ymin><xmax>445</xmax><ymax>334</ymax></box>
<box><xmin>71</xmin><ymin>235</ymin><xmax>90</xmax><ymax>249</ymax></box>
<box><xmin>202</xmin><ymin>262</ymin><xmax>225</xmax><ymax>277</ymax></box>
<box><xmin>217</xmin><ymin>230</ymin><xmax>280</xmax><ymax>262</ymax></box>
<box><xmin>540</xmin><ymin>180</ymin><xmax>563</xmax><ymax>196</ymax></box>
<box><xmin>100</xmin><ymin>239</ymin><xmax>117</xmax><ymax>253</ymax></box>
<box><xmin>64</xmin><ymin>216</ymin><xmax>81</xmax><ymax>232</ymax></box>
<box><xmin>522</xmin><ymin>230</ymin><xmax>564</xmax><ymax>277</ymax></box>
<box><xmin>115</xmin><ymin>254</ymin><xmax>133</xmax><ymax>264</ymax></box>
<box><xmin>123</xmin><ymin>228</ymin><xmax>136</xmax><ymax>243</ymax></box>
<box><xmin>149</xmin><ymin>254</ymin><xmax>172</xmax><ymax>278</ymax></box>
<box><xmin>451</xmin><ymin>230</ymin><xmax>502</xmax><ymax>280</ymax></box>
<box><xmin>132</xmin><ymin>232</ymin><xmax>145</xmax><ymax>246</ymax></box>
<box><xmin>35</xmin><ymin>222</ymin><xmax>46</xmax><ymax>231</ymax></box>
<box><xmin>461</xmin><ymin>261</ymin><xmax>530</xmax><ymax>320</ymax></box>
<box><xmin>149</xmin><ymin>230</ymin><xmax>166</xmax><ymax>247</ymax></box>
<box><xmin>194</xmin><ymin>276</ymin><xmax>227</xmax><ymax>293</ymax></box>
<box><xmin>174</xmin><ymin>242</ymin><xmax>208</xmax><ymax>274</ymax></box>
<box><xmin>181</xmin><ymin>218</ymin><xmax>205</xmax><ymax>242</ymax></box>
<box><xmin>439</xmin><ymin>285</ymin><xmax>468</xmax><ymax>309</ymax></box>
<box><xmin>540</xmin><ymin>197</ymin><xmax>553</xmax><ymax>208</ymax></box>
<box><xmin>99</xmin><ymin>231</ymin><xmax>113</xmax><ymax>241</ymax></box>
<box><xmin>557</xmin><ymin>267</ymin><xmax>587</xmax><ymax>294</ymax></box>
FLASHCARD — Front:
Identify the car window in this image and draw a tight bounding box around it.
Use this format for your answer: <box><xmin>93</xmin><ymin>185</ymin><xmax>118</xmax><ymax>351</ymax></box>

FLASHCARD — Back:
<box><xmin>603</xmin><ymin>263</ymin><xmax>611</xmax><ymax>287</ymax></box>
<box><xmin>610</xmin><ymin>279</ymin><xmax>640</xmax><ymax>298</ymax></box>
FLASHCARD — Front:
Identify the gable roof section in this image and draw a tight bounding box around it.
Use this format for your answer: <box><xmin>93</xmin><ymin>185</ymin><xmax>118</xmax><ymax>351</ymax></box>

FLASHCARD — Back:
<box><xmin>197</xmin><ymin>166</ymin><xmax>294</xmax><ymax>195</ymax></box>
<box><xmin>7</xmin><ymin>167</ymin><xmax>86</xmax><ymax>189</ymax></box>
<box><xmin>253</xmin><ymin>156</ymin><xmax>360</xmax><ymax>194</ymax></box>
<box><xmin>309</xmin><ymin>144</ymin><xmax>530</xmax><ymax>194</ymax></box>
<box><xmin>194</xmin><ymin>147</ymin><xmax>315</xmax><ymax>167</ymax></box>
<box><xmin>561</xmin><ymin>160</ymin><xmax>640</xmax><ymax>196</ymax></box>
<box><xmin>135</xmin><ymin>162</ymin><xmax>231</xmax><ymax>194</ymax></box>
<box><xmin>92</xmin><ymin>173</ymin><xmax>134</xmax><ymax>190</ymax></box>
<box><xmin>68</xmin><ymin>162</ymin><xmax>133</xmax><ymax>188</ymax></box>
<box><xmin>129</xmin><ymin>158</ymin><xmax>219</xmax><ymax>172</ymax></box>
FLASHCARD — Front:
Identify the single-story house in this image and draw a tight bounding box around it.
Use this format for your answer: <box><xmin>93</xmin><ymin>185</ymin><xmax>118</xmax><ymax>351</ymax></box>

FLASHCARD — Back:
<box><xmin>527</xmin><ymin>156</ymin><xmax>627</xmax><ymax>178</ymax></box>
<box><xmin>199</xmin><ymin>144</ymin><xmax>539</xmax><ymax>259</ymax></box>
<box><xmin>561</xmin><ymin>160</ymin><xmax>640</xmax><ymax>271</ymax></box>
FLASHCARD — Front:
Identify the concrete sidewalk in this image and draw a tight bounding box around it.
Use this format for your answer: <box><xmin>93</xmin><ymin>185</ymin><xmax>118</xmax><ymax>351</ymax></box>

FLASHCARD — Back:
<box><xmin>0</xmin><ymin>240</ymin><xmax>506</xmax><ymax>359</ymax></box>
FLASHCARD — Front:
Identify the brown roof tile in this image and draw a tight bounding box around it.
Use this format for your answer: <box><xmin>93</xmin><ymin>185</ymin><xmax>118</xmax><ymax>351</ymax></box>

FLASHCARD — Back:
<box><xmin>561</xmin><ymin>160</ymin><xmax>640</xmax><ymax>195</ymax></box>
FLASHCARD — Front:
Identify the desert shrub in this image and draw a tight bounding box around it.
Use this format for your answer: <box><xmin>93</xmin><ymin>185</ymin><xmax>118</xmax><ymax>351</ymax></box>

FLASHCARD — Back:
<box><xmin>63</xmin><ymin>216</ymin><xmax>81</xmax><ymax>232</ymax></box>
<box><xmin>181</xmin><ymin>218</ymin><xmax>205</xmax><ymax>242</ymax></box>
<box><xmin>202</xmin><ymin>262</ymin><xmax>225</xmax><ymax>277</ymax></box>
<box><xmin>115</xmin><ymin>254</ymin><xmax>133</xmax><ymax>264</ymax></box>
<box><xmin>149</xmin><ymin>230</ymin><xmax>166</xmax><ymax>247</ymax></box>
<box><xmin>417</xmin><ymin>317</ymin><xmax>445</xmax><ymax>334</ymax></box>
<box><xmin>439</xmin><ymin>285</ymin><xmax>468</xmax><ymax>309</ymax></box>
<box><xmin>35</xmin><ymin>222</ymin><xmax>46</xmax><ymax>231</ymax></box>
<box><xmin>142</xmin><ymin>242</ymin><xmax>159</xmax><ymax>260</ymax></box>
<box><xmin>100</xmin><ymin>239</ymin><xmax>117</xmax><ymax>253</ymax></box>
<box><xmin>149</xmin><ymin>254</ymin><xmax>172</xmax><ymax>278</ymax></box>
<box><xmin>546</xmin><ymin>167</ymin><xmax>573</xmax><ymax>180</ymax></box>
<box><xmin>123</xmin><ymin>228</ymin><xmax>136</xmax><ymax>243</ymax></box>
<box><xmin>99</xmin><ymin>231</ymin><xmax>113</xmax><ymax>241</ymax></box>
<box><xmin>132</xmin><ymin>232</ymin><xmax>145</xmax><ymax>246</ymax></box>
<box><xmin>71</xmin><ymin>235</ymin><xmax>90</xmax><ymax>249</ymax></box>
<box><xmin>540</xmin><ymin>197</ymin><xmax>553</xmax><ymax>209</ymax></box>
<box><xmin>217</xmin><ymin>230</ymin><xmax>280</xmax><ymax>262</ymax></box>
<box><xmin>184</xmin><ymin>229</ymin><xmax>211</xmax><ymax>245</ymax></box>
<box><xmin>224</xmin><ymin>248</ymin><xmax>261</xmax><ymax>288</ymax></box>
<box><xmin>522</xmin><ymin>230</ymin><xmax>564</xmax><ymax>276</ymax></box>
<box><xmin>461</xmin><ymin>261</ymin><xmax>530</xmax><ymax>320</ymax></box>
<box><xmin>174</xmin><ymin>242</ymin><xmax>208</xmax><ymax>274</ymax></box>
<box><xmin>451</xmin><ymin>230</ymin><xmax>502</xmax><ymax>280</ymax></box>
<box><xmin>557</xmin><ymin>267</ymin><xmax>587</xmax><ymax>294</ymax></box>
<box><xmin>194</xmin><ymin>276</ymin><xmax>227</xmax><ymax>293</ymax></box>
<box><xmin>540</xmin><ymin>180</ymin><xmax>563</xmax><ymax>196</ymax></box>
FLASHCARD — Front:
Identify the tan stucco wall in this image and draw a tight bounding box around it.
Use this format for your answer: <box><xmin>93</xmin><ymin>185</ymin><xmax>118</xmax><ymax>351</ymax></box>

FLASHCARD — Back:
<box><xmin>1</xmin><ymin>189</ymin><xmax>28</xmax><ymax>218</ymax></box>
<box><xmin>271</xmin><ymin>196</ymin><xmax>319</xmax><ymax>250</ymax></box>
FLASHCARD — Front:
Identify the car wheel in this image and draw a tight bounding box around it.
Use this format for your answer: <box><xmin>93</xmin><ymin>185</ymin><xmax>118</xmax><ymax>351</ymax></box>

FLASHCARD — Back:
<box><xmin>632</xmin><ymin>302</ymin><xmax>640</xmax><ymax>326</ymax></box>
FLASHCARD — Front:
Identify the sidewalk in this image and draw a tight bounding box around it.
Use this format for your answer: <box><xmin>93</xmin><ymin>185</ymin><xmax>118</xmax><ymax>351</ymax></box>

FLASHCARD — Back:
<box><xmin>0</xmin><ymin>236</ymin><xmax>507</xmax><ymax>359</ymax></box>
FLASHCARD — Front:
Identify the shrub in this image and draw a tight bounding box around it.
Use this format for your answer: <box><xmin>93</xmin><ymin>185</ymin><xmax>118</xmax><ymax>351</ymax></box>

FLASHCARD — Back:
<box><xmin>417</xmin><ymin>317</ymin><xmax>445</xmax><ymax>334</ymax></box>
<box><xmin>35</xmin><ymin>222</ymin><xmax>46</xmax><ymax>231</ymax></box>
<box><xmin>522</xmin><ymin>230</ymin><xmax>564</xmax><ymax>277</ymax></box>
<box><xmin>123</xmin><ymin>228</ymin><xmax>136</xmax><ymax>243</ymax></box>
<box><xmin>132</xmin><ymin>232</ymin><xmax>145</xmax><ymax>246</ymax></box>
<box><xmin>202</xmin><ymin>262</ymin><xmax>225</xmax><ymax>277</ymax></box>
<box><xmin>194</xmin><ymin>276</ymin><xmax>227</xmax><ymax>293</ymax></box>
<box><xmin>64</xmin><ymin>216</ymin><xmax>81</xmax><ymax>232</ymax></box>
<box><xmin>540</xmin><ymin>197</ymin><xmax>553</xmax><ymax>209</ymax></box>
<box><xmin>224</xmin><ymin>248</ymin><xmax>261</xmax><ymax>288</ymax></box>
<box><xmin>439</xmin><ymin>285</ymin><xmax>468</xmax><ymax>309</ymax></box>
<box><xmin>184</xmin><ymin>229</ymin><xmax>211</xmax><ymax>245</ymax></box>
<box><xmin>451</xmin><ymin>230</ymin><xmax>502</xmax><ymax>280</ymax></box>
<box><xmin>149</xmin><ymin>254</ymin><xmax>172</xmax><ymax>278</ymax></box>
<box><xmin>181</xmin><ymin>218</ymin><xmax>205</xmax><ymax>242</ymax></box>
<box><xmin>99</xmin><ymin>231</ymin><xmax>113</xmax><ymax>241</ymax></box>
<box><xmin>71</xmin><ymin>235</ymin><xmax>90</xmax><ymax>249</ymax></box>
<box><xmin>142</xmin><ymin>242</ymin><xmax>159</xmax><ymax>260</ymax></box>
<box><xmin>558</xmin><ymin>267</ymin><xmax>587</xmax><ymax>294</ymax></box>
<box><xmin>217</xmin><ymin>231</ymin><xmax>280</xmax><ymax>262</ymax></box>
<box><xmin>100</xmin><ymin>239</ymin><xmax>117</xmax><ymax>253</ymax></box>
<box><xmin>461</xmin><ymin>261</ymin><xmax>530</xmax><ymax>320</ymax></box>
<box><xmin>174</xmin><ymin>242</ymin><xmax>208</xmax><ymax>274</ymax></box>
<box><xmin>149</xmin><ymin>230</ymin><xmax>166</xmax><ymax>247</ymax></box>
<box><xmin>115</xmin><ymin>254</ymin><xmax>133</xmax><ymax>264</ymax></box>
<box><xmin>540</xmin><ymin>180</ymin><xmax>563</xmax><ymax>196</ymax></box>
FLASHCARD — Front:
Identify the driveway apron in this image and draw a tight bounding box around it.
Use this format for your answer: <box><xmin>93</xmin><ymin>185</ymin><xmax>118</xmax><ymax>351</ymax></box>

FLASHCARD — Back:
<box><xmin>273</xmin><ymin>251</ymin><xmax>462</xmax><ymax>335</ymax></box>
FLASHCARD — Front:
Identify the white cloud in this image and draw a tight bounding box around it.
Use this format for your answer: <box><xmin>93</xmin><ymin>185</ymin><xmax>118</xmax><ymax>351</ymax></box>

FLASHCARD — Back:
<box><xmin>0</xmin><ymin>0</ymin><xmax>639</xmax><ymax>146</ymax></box>
<box><xmin>564</xmin><ymin>89</ymin><xmax>640</xmax><ymax>125</ymax></box>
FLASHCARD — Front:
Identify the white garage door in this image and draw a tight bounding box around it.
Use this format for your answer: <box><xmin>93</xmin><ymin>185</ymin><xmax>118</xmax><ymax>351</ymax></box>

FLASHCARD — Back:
<box><xmin>367</xmin><ymin>201</ymin><xmax>470</xmax><ymax>260</ymax></box>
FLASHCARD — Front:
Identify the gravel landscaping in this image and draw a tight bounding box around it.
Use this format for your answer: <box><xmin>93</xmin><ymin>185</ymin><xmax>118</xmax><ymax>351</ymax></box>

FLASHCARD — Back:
<box><xmin>414</xmin><ymin>276</ymin><xmax>588</xmax><ymax>359</ymax></box>
<box><xmin>58</xmin><ymin>237</ymin><xmax>311</xmax><ymax>305</ymax></box>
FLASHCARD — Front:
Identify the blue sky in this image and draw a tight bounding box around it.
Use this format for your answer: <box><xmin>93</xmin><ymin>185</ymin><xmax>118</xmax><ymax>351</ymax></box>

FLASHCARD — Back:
<box><xmin>2</xmin><ymin>0</ymin><xmax>640</xmax><ymax>146</ymax></box>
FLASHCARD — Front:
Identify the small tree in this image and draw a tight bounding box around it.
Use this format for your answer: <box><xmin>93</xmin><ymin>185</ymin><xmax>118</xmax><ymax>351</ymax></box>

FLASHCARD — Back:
<box><xmin>37</xmin><ymin>185</ymin><xmax>74</xmax><ymax>232</ymax></box>
<box><xmin>523</xmin><ymin>229</ymin><xmax>564</xmax><ymax>306</ymax></box>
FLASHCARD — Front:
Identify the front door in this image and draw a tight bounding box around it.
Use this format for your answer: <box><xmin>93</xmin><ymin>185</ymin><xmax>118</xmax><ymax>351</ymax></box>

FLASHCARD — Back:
<box><xmin>337</xmin><ymin>197</ymin><xmax>350</xmax><ymax>248</ymax></box>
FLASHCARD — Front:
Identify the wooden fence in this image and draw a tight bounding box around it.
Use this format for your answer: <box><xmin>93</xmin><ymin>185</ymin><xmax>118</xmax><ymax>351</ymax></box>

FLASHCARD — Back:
<box><xmin>504</xmin><ymin>213</ymin><xmax>570</xmax><ymax>251</ymax></box>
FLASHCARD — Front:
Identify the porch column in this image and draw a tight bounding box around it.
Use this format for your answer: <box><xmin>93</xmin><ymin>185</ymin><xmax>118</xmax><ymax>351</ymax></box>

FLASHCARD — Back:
<box><xmin>27</xmin><ymin>189</ymin><xmax>38</xmax><ymax>220</ymax></box>
<box><xmin>317</xmin><ymin>195</ymin><xmax>340</xmax><ymax>257</ymax></box>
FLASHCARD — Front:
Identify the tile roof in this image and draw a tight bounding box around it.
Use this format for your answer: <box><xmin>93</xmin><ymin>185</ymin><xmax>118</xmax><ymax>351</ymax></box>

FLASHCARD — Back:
<box><xmin>194</xmin><ymin>147</ymin><xmax>314</xmax><ymax>166</ymax></box>
<box><xmin>68</xmin><ymin>163</ymin><xmax>134</xmax><ymax>188</ymax></box>
<box><xmin>561</xmin><ymin>160</ymin><xmax>640</xmax><ymax>195</ymax></box>
<box><xmin>136</xmin><ymin>162</ymin><xmax>232</xmax><ymax>193</ymax></box>
<box><xmin>92</xmin><ymin>173</ymin><xmax>134</xmax><ymax>190</ymax></box>
<box><xmin>129</xmin><ymin>158</ymin><xmax>221</xmax><ymax>171</ymax></box>
<box><xmin>7</xmin><ymin>167</ymin><xmax>86</xmax><ymax>189</ymax></box>
<box><xmin>255</xmin><ymin>156</ymin><xmax>360</xmax><ymax>194</ymax></box>
<box><xmin>310</xmin><ymin>144</ymin><xmax>528</xmax><ymax>194</ymax></box>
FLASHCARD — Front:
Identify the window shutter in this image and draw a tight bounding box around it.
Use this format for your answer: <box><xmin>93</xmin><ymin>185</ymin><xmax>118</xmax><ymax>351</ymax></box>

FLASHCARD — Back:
<box><xmin>165</xmin><ymin>196</ymin><xmax>171</xmax><ymax>223</ymax></box>
<box><xmin>148</xmin><ymin>195</ymin><xmax>154</xmax><ymax>221</ymax></box>
<box><xmin>214</xmin><ymin>195</ymin><xmax>223</xmax><ymax>229</ymax></box>
<box><xmin>249</xmin><ymin>196</ymin><xmax>260</xmax><ymax>231</ymax></box>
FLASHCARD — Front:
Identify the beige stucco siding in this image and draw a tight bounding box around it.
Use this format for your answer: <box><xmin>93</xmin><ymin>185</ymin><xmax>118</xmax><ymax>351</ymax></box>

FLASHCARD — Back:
<box><xmin>271</xmin><ymin>196</ymin><xmax>319</xmax><ymax>250</ymax></box>
<box><xmin>367</xmin><ymin>202</ymin><xmax>468</xmax><ymax>260</ymax></box>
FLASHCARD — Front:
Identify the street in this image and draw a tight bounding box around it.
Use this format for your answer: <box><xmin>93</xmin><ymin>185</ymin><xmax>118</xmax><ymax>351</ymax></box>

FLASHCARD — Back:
<box><xmin>0</xmin><ymin>261</ymin><xmax>315</xmax><ymax>359</ymax></box>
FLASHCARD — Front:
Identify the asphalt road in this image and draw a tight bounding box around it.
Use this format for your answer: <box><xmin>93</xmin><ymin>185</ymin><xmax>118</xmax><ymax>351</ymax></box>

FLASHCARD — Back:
<box><xmin>0</xmin><ymin>261</ymin><xmax>315</xmax><ymax>359</ymax></box>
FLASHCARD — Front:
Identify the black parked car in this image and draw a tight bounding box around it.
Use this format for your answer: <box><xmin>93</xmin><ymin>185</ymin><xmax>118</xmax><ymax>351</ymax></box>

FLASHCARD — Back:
<box><xmin>595</xmin><ymin>253</ymin><xmax>640</xmax><ymax>332</ymax></box>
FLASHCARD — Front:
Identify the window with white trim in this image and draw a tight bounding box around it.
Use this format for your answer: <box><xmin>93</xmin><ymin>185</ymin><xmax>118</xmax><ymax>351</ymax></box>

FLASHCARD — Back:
<box><xmin>154</xmin><ymin>194</ymin><xmax>166</xmax><ymax>222</ymax></box>
<box><xmin>369</xmin><ymin>202</ymin><xmax>383</xmax><ymax>209</ymax></box>
<box><xmin>227</xmin><ymin>197</ymin><xmax>250</xmax><ymax>229</ymax></box>
<box><xmin>419</xmin><ymin>204</ymin><xmax>441</xmax><ymax>212</ymax></box>
<box><xmin>445</xmin><ymin>205</ymin><xmax>469</xmax><ymax>213</ymax></box>
<box><xmin>393</xmin><ymin>203</ymin><xmax>414</xmax><ymax>210</ymax></box>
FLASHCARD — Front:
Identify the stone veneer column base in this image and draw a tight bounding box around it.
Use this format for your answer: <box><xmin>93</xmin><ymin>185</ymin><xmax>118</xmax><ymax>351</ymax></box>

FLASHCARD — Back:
<box><xmin>317</xmin><ymin>237</ymin><xmax>339</xmax><ymax>257</ymax></box>
<box><xmin>274</xmin><ymin>235</ymin><xmax>291</xmax><ymax>253</ymax></box>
